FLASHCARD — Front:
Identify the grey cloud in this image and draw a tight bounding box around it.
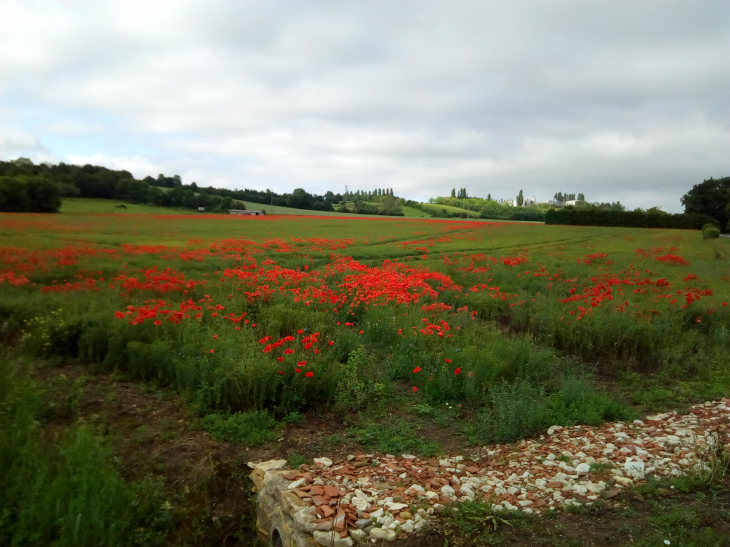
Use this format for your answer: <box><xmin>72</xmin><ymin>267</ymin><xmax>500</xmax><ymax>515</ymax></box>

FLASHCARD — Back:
<box><xmin>0</xmin><ymin>0</ymin><xmax>728</xmax><ymax>211</ymax></box>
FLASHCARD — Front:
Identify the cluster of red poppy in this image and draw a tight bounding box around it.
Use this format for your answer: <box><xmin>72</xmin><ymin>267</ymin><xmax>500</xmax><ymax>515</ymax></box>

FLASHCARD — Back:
<box><xmin>115</xmin><ymin>266</ymin><xmax>205</xmax><ymax>294</ymax></box>
<box><xmin>655</xmin><ymin>254</ymin><xmax>690</xmax><ymax>265</ymax></box>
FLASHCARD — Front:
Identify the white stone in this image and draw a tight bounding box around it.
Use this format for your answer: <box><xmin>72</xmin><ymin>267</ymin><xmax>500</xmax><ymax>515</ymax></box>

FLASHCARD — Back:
<box><xmin>575</xmin><ymin>463</ymin><xmax>591</xmax><ymax>474</ymax></box>
<box><xmin>547</xmin><ymin>425</ymin><xmax>563</xmax><ymax>435</ymax></box>
<box><xmin>573</xmin><ymin>484</ymin><xmax>588</xmax><ymax>495</ymax></box>
<box><xmin>287</xmin><ymin>478</ymin><xmax>306</xmax><ymax>489</ymax></box>
<box><xmin>370</xmin><ymin>528</ymin><xmax>397</xmax><ymax>541</ymax></box>
<box><xmin>586</xmin><ymin>482</ymin><xmax>606</xmax><ymax>494</ymax></box>
<box><xmin>407</xmin><ymin>484</ymin><xmax>425</xmax><ymax>495</ymax></box>
<box><xmin>440</xmin><ymin>485</ymin><xmax>455</xmax><ymax>496</ymax></box>
<box><xmin>425</xmin><ymin>491</ymin><xmax>439</xmax><ymax>500</ymax></box>
<box><xmin>400</xmin><ymin>520</ymin><xmax>415</xmax><ymax>533</ymax></box>
<box><xmin>314</xmin><ymin>457</ymin><xmax>333</xmax><ymax>467</ymax></box>
<box><xmin>349</xmin><ymin>529</ymin><xmax>366</xmax><ymax>541</ymax></box>
<box><xmin>247</xmin><ymin>459</ymin><xmax>287</xmax><ymax>471</ymax></box>
<box><xmin>624</xmin><ymin>460</ymin><xmax>645</xmax><ymax>479</ymax></box>
<box><xmin>369</xmin><ymin>508</ymin><xmax>384</xmax><ymax>518</ymax></box>
<box><xmin>314</xmin><ymin>530</ymin><xmax>353</xmax><ymax>547</ymax></box>
<box><xmin>352</xmin><ymin>497</ymin><xmax>370</xmax><ymax>511</ymax></box>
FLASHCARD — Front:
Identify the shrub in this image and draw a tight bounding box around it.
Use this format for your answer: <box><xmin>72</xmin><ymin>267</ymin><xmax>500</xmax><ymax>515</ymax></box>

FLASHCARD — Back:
<box><xmin>702</xmin><ymin>223</ymin><xmax>720</xmax><ymax>240</ymax></box>
<box><xmin>334</xmin><ymin>345</ymin><xmax>384</xmax><ymax>412</ymax></box>
<box><xmin>199</xmin><ymin>411</ymin><xmax>282</xmax><ymax>446</ymax></box>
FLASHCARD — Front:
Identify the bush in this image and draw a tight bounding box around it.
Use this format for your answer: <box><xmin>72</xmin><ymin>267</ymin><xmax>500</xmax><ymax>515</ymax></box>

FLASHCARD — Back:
<box><xmin>703</xmin><ymin>223</ymin><xmax>720</xmax><ymax>240</ymax></box>
<box><xmin>199</xmin><ymin>411</ymin><xmax>282</xmax><ymax>446</ymax></box>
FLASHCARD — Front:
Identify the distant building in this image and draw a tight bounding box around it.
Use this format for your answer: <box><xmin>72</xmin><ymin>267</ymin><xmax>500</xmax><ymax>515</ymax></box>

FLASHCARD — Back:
<box><xmin>564</xmin><ymin>200</ymin><xmax>578</xmax><ymax>206</ymax></box>
<box><xmin>229</xmin><ymin>209</ymin><xmax>264</xmax><ymax>216</ymax></box>
<box><xmin>198</xmin><ymin>207</ymin><xmax>205</xmax><ymax>212</ymax></box>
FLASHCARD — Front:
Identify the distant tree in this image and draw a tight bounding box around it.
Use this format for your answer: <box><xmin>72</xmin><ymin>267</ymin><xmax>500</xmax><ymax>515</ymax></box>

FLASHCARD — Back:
<box><xmin>324</xmin><ymin>191</ymin><xmax>335</xmax><ymax>202</ymax></box>
<box><xmin>681</xmin><ymin>176</ymin><xmax>730</xmax><ymax>231</ymax></box>
<box><xmin>451</xmin><ymin>188</ymin><xmax>456</xmax><ymax>198</ymax></box>
<box><xmin>487</xmin><ymin>193</ymin><xmax>491</xmax><ymax>201</ymax></box>
<box><xmin>288</xmin><ymin>188</ymin><xmax>313</xmax><ymax>209</ymax></box>
<box><xmin>578</xmin><ymin>193</ymin><xmax>585</xmax><ymax>201</ymax></box>
<box><xmin>0</xmin><ymin>177</ymin><xmax>31</xmax><ymax>211</ymax></box>
<box><xmin>58</xmin><ymin>182</ymin><xmax>80</xmax><ymax>197</ymax></box>
<box><xmin>517</xmin><ymin>189</ymin><xmax>524</xmax><ymax>206</ymax></box>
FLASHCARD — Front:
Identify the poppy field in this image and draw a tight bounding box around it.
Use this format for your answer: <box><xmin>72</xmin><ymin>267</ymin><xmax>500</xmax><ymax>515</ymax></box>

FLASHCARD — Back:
<box><xmin>2</xmin><ymin>212</ymin><xmax>730</xmax><ymax>424</ymax></box>
<box><xmin>2</xmin><ymin>210</ymin><xmax>730</xmax><ymax>545</ymax></box>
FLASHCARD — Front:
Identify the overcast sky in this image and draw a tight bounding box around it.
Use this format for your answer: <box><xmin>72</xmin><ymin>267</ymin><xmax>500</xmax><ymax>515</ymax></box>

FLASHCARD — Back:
<box><xmin>1</xmin><ymin>0</ymin><xmax>728</xmax><ymax>211</ymax></box>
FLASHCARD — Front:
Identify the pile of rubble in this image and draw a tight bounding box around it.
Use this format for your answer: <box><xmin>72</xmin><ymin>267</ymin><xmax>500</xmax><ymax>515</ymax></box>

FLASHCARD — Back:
<box><xmin>249</xmin><ymin>399</ymin><xmax>729</xmax><ymax>546</ymax></box>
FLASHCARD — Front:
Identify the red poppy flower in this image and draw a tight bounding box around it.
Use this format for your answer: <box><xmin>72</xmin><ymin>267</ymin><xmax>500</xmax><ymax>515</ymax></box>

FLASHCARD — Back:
<box><xmin>277</xmin><ymin>356</ymin><xmax>285</xmax><ymax>362</ymax></box>
<box><xmin>413</xmin><ymin>366</ymin><xmax>421</xmax><ymax>373</ymax></box>
<box><xmin>279</xmin><ymin>370</ymin><xmax>284</xmax><ymax>375</ymax></box>
<box><xmin>454</xmin><ymin>367</ymin><xmax>462</xmax><ymax>375</ymax></box>
<box><xmin>295</xmin><ymin>368</ymin><xmax>302</xmax><ymax>373</ymax></box>
<box><xmin>297</xmin><ymin>329</ymin><xmax>304</xmax><ymax>334</ymax></box>
<box><xmin>212</xmin><ymin>334</ymin><xmax>218</xmax><ymax>339</ymax></box>
<box><xmin>262</xmin><ymin>345</ymin><xmax>272</xmax><ymax>353</ymax></box>
<box><xmin>412</xmin><ymin>386</ymin><xmax>418</xmax><ymax>393</ymax></box>
<box><xmin>297</xmin><ymin>360</ymin><xmax>307</xmax><ymax>366</ymax></box>
<box><xmin>211</xmin><ymin>312</ymin><xmax>218</xmax><ymax>317</ymax></box>
<box><xmin>259</xmin><ymin>336</ymin><xmax>272</xmax><ymax>344</ymax></box>
<box><xmin>284</xmin><ymin>348</ymin><xmax>294</xmax><ymax>355</ymax></box>
<box><xmin>154</xmin><ymin>320</ymin><xmax>162</xmax><ymax>326</ymax></box>
<box><xmin>328</xmin><ymin>341</ymin><xmax>334</xmax><ymax>346</ymax></box>
<box><xmin>444</xmin><ymin>358</ymin><xmax>452</xmax><ymax>364</ymax></box>
<box><xmin>209</xmin><ymin>349</ymin><xmax>215</xmax><ymax>354</ymax></box>
<box><xmin>305</xmin><ymin>371</ymin><xmax>314</xmax><ymax>378</ymax></box>
<box><xmin>313</xmin><ymin>349</ymin><xmax>320</xmax><ymax>354</ymax></box>
<box><xmin>304</xmin><ymin>343</ymin><xmax>312</xmax><ymax>350</ymax></box>
<box><xmin>358</xmin><ymin>330</ymin><xmax>364</xmax><ymax>334</ymax></box>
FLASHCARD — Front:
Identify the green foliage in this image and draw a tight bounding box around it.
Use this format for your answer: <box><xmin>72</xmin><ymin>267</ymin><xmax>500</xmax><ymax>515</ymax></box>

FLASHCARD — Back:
<box><xmin>199</xmin><ymin>411</ymin><xmax>282</xmax><ymax>446</ymax></box>
<box><xmin>287</xmin><ymin>453</ymin><xmax>310</xmax><ymax>469</ymax></box>
<box><xmin>478</xmin><ymin>379</ymin><xmax>548</xmax><ymax>443</ymax></box>
<box><xmin>334</xmin><ymin>345</ymin><xmax>384</xmax><ymax>412</ymax></box>
<box><xmin>681</xmin><ymin>175</ymin><xmax>730</xmax><ymax>232</ymax></box>
<box><xmin>0</xmin><ymin>357</ymin><xmax>171</xmax><ymax>546</ymax></box>
<box><xmin>476</xmin><ymin>376</ymin><xmax>632</xmax><ymax>444</ymax></box>
<box><xmin>442</xmin><ymin>499</ymin><xmax>516</xmax><ymax>541</ymax></box>
<box><xmin>0</xmin><ymin>175</ymin><xmax>61</xmax><ymax>213</ymax></box>
<box><xmin>545</xmin><ymin>208</ymin><xmax>716</xmax><ymax>229</ymax></box>
<box><xmin>703</xmin><ymin>223</ymin><xmax>720</xmax><ymax>239</ymax></box>
<box><xmin>347</xmin><ymin>419</ymin><xmax>441</xmax><ymax>456</ymax></box>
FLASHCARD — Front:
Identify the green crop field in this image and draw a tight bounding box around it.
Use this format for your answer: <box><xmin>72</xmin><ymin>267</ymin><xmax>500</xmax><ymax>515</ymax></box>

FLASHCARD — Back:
<box><xmin>2</xmin><ymin>208</ymin><xmax>729</xmax><ymax>545</ymax></box>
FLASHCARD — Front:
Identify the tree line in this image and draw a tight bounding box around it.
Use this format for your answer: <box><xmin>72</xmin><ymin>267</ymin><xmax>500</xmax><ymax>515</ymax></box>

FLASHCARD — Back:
<box><xmin>545</xmin><ymin>208</ymin><xmax>716</xmax><ymax>230</ymax></box>
<box><xmin>0</xmin><ymin>158</ymin><xmax>343</xmax><ymax>214</ymax></box>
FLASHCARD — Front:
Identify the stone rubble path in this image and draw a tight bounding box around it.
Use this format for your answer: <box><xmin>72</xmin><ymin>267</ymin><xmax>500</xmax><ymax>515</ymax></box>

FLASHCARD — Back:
<box><xmin>250</xmin><ymin>399</ymin><xmax>730</xmax><ymax>545</ymax></box>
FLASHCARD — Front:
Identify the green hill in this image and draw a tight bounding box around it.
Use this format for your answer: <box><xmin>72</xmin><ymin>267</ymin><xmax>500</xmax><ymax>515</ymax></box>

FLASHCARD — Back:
<box><xmin>420</xmin><ymin>203</ymin><xmax>480</xmax><ymax>217</ymax></box>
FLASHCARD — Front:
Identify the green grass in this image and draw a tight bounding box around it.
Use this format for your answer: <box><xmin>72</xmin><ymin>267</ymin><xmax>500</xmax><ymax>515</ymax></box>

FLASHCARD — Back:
<box><xmin>61</xmin><ymin>197</ymin><xmax>196</xmax><ymax>215</ymax></box>
<box><xmin>198</xmin><ymin>411</ymin><xmax>282</xmax><ymax>446</ymax></box>
<box><xmin>420</xmin><ymin>202</ymin><xmax>481</xmax><ymax>217</ymax></box>
<box><xmin>347</xmin><ymin>419</ymin><xmax>442</xmax><ymax>456</ymax></box>
<box><xmin>401</xmin><ymin>205</ymin><xmax>431</xmax><ymax>218</ymax></box>
<box><xmin>0</xmin><ymin>357</ymin><xmax>171</xmax><ymax>546</ymax></box>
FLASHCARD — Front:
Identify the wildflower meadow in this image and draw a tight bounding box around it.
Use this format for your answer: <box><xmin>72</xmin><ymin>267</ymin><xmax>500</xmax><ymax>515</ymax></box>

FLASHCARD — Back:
<box><xmin>1</xmin><ymin>210</ymin><xmax>730</xmax><ymax>545</ymax></box>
